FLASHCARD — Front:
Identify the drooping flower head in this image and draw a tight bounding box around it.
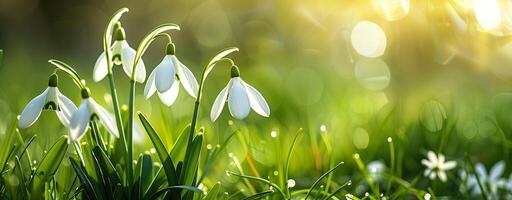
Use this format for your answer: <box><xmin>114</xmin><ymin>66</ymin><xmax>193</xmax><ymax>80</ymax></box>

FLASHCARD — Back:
<box><xmin>69</xmin><ymin>87</ymin><xmax>118</xmax><ymax>141</ymax></box>
<box><xmin>421</xmin><ymin>151</ymin><xmax>457</xmax><ymax>182</ymax></box>
<box><xmin>211</xmin><ymin>65</ymin><xmax>270</xmax><ymax>121</ymax></box>
<box><xmin>94</xmin><ymin>22</ymin><xmax>146</xmax><ymax>83</ymax></box>
<box><xmin>144</xmin><ymin>42</ymin><xmax>199</xmax><ymax>106</ymax></box>
<box><xmin>19</xmin><ymin>74</ymin><xmax>77</xmax><ymax>129</ymax></box>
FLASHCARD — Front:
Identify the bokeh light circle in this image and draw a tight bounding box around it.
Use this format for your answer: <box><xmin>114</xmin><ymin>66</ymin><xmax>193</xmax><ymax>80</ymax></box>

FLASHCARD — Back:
<box><xmin>355</xmin><ymin>58</ymin><xmax>391</xmax><ymax>91</ymax></box>
<box><xmin>351</xmin><ymin>21</ymin><xmax>387</xmax><ymax>57</ymax></box>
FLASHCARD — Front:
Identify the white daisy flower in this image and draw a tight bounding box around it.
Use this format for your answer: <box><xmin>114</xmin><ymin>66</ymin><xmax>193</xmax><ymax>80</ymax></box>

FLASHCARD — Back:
<box><xmin>93</xmin><ymin>22</ymin><xmax>146</xmax><ymax>83</ymax></box>
<box><xmin>210</xmin><ymin>65</ymin><xmax>270</xmax><ymax>121</ymax></box>
<box><xmin>461</xmin><ymin>161</ymin><xmax>507</xmax><ymax>198</ymax></box>
<box><xmin>19</xmin><ymin>74</ymin><xmax>77</xmax><ymax>129</ymax></box>
<box><xmin>144</xmin><ymin>43</ymin><xmax>198</xmax><ymax>106</ymax></box>
<box><xmin>421</xmin><ymin>151</ymin><xmax>457</xmax><ymax>182</ymax></box>
<box><xmin>69</xmin><ymin>88</ymin><xmax>119</xmax><ymax>141</ymax></box>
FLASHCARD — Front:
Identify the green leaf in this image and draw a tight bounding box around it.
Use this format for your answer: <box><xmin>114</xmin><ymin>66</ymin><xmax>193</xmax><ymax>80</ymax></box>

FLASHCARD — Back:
<box><xmin>138</xmin><ymin>112</ymin><xmax>180</xmax><ymax>199</ymax></box>
<box><xmin>284</xmin><ymin>128</ymin><xmax>302</xmax><ymax>196</ymax></box>
<box><xmin>14</xmin><ymin>156</ymin><xmax>27</xmax><ymax>199</ymax></box>
<box><xmin>170</xmin><ymin>125</ymin><xmax>191</xmax><ymax>163</ymax></box>
<box><xmin>203</xmin><ymin>182</ymin><xmax>221</xmax><ymax>200</ymax></box>
<box><xmin>69</xmin><ymin>158</ymin><xmax>100</xmax><ymax>200</ymax></box>
<box><xmin>134</xmin><ymin>154</ymin><xmax>153</xmax><ymax>199</ymax></box>
<box><xmin>92</xmin><ymin>146</ymin><xmax>122</xmax><ymax>197</ymax></box>
<box><xmin>131</xmin><ymin>24</ymin><xmax>180</xmax><ymax>79</ymax></box>
<box><xmin>29</xmin><ymin>135</ymin><xmax>69</xmax><ymax>197</ymax></box>
<box><xmin>147</xmin><ymin>185</ymin><xmax>202</xmax><ymax>200</ymax></box>
<box><xmin>227</xmin><ymin>172</ymin><xmax>287</xmax><ymax>199</ymax></box>
<box><xmin>202</xmin><ymin>47</ymin><xmax>239</xmax><ymax>82</ymax></box>
<box><xmin>179</xmin><ymin>134</ymin><xmax>203</xmax><ymax>187</ymax></box>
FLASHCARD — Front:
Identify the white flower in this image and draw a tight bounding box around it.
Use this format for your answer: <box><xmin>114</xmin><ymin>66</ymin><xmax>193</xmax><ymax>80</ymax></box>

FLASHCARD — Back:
<box><xmin>144</xmin><ymin>43</ymin><xmax>198</xmax><ymax>106</ymax></box>
<box><xmin>210</xmin><ymin>66</ymin><xmax>270</xmax><ymax>121</ymax></box>
<box><xmin>421</xmin><ymin>151</ymin><xmax>457</xmax><ymax>182</ymax></box>
<box><xmin>19</xmin><ymin>74</ymin><xmax>77</xmax><ymax>129</ymax></box>
<box><xmin>69</xmin><ymin>88</ymin><xmax>118</xmax><ymax>141</ymax></box>
<box><xmin>462</xmin><ymin>161</ymin><xmax>507</xmax><ymax>198</ymax></box>
<box><xmin>93</xmin><ymin>23</ymin><xmax>146</xmax><ymax>83</ymax></box>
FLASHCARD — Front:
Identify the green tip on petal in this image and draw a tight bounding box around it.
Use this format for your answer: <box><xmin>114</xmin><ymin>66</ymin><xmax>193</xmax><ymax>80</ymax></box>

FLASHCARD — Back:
<box><xmin>81</xmin><ymin>88</ymin><xmax>91</xmax><ymax>98</ymax></box>
<box><xmin>114</xmin><ymin>22</ymin><xmax>126</xmax><ymax>41</ymax></box>
<box><xmin>48</xmin><ymin>73</ymin><xmax>58</xmax><ymax>87</ymax></box>
<box><xmin>230</xmin><ymin>65</ymin><xmax>240</xmax><ymax>78</ymax></box>
<box><xmin>166</xmin><ymin>43</ymin><xmax>175</xmax><ymax>55</ymax></box>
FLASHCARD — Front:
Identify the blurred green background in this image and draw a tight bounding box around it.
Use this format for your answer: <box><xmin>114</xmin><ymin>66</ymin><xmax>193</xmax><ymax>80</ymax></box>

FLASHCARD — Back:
<box><xmin>2</xmin><ymin>0</ymin><xmax>512</xmax><ymax>197</ymax></box>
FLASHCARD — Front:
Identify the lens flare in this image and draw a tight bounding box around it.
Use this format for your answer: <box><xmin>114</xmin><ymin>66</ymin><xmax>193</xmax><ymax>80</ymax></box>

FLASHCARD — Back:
<box><xmin>355</xmin><ymin>58</ymin><xmax>391</xmax><ymax>91</ymax></box>
<box><xmin>374</xmin><ymin>0</ymin><xmax>410</xmax><ymax>21</ymax></box>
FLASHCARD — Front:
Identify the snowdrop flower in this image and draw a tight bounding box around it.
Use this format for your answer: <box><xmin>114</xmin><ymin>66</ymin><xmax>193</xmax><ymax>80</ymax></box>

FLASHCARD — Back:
<box><xmin>462</xmin><ymin>161</ymin><xmax>506</xmax><ymax>198</ymax></box>
<box><xmin>421</xmin><ymin>151</ymin><xmax>456</xmax><ymax>182</ymax></box>
<box><xmin>144</xmin><ymin>43</ymin><xmax>198</xmax><ymax>106</ymax></box>
<box><xmin>93</xmin><ymin>22</ymin><xmax>146</xmax><ymax>83</ymax></box>
<box><xmin>69</xmin><ymin>88</ymin><xmax>118</xmax><ymax>141</ymax></box>
<box><xmin>211</xmin><ymin>65</ymin><xmax>270</xmax><ymax>121</ymax></box>
<box><xmin>19</xmin><ymin>74</ymin><xmax>77</xmax><ymax>129</ymax></box>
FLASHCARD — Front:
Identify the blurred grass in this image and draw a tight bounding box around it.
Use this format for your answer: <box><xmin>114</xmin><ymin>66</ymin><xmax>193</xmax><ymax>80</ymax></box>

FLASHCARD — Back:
<box><xmin>1</xmin><ymin>0</ymin><xmax>512</xmax><ymax>198</ymax></box>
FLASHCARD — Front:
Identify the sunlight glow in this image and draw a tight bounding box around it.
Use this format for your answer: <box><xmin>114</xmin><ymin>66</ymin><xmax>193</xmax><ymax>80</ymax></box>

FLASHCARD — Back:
<box><xmin>474</xmin><ymin>0</ymin><xmax>501</xmax><ymax>31</ymax></box>
<box><xmin>375</xmin><ymin>0</ymin><xmax>410</xmax><ymax>21</ymax></box>
<box><xmin>351</xmin><ymin>21</ymin><xmax>387</xmax><ymax>58</ymax></box>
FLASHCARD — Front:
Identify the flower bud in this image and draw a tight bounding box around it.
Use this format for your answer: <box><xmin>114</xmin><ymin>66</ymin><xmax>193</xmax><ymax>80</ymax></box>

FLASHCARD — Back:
<box><xmin>48</xmin><ymin>74</ymin><xmax>58</xmax><ymax>87</ymax></box>
<box><xmin>114</xmin><ymin>22</ymin><xmax>126</xmax><ymax>41</ymax></box>
<box><xmin>81</xmin><ymin>88</ymin><xmax>91</xmax><ymax>98</ymax></box>
<box><xmin>230</xmin><ymin>65</ymin><xmax>240</xmax><ymax>78</ymax></box>
<box><xmin>166</xmin><ymin>43</ymin><xmax>175</xmax><ymax>55</ymax></box>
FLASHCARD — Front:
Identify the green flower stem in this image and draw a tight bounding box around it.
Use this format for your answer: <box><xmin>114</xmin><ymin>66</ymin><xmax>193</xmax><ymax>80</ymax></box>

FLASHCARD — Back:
<box><xmin>126</xmin><ymin>79</ymin><xmax>135</xmax><ymax>186</ymax></box>
<box><xmin>184</xmin><ymin>48</ymin><xmax>238</xmax><ymax>169</ymax></box>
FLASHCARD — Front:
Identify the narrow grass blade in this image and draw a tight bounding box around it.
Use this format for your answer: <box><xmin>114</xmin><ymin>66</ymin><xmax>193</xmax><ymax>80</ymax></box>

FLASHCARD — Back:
<box><xmin>321</xmin><ymin>180</ymin><xmax>351</xmax><ymax>200</ymax></box>
<box><xmin>14</xmin><ymin>156</ymin><xmax>27</xmax><ymax>198</ymax></box>
<box><xmin>147</xmin><ymin>185</ymin><xmax>202</xmax><ymax>200</ymax></box>
<box><xmin>242</xmin><ymin>190</ymin><xmax>274</xmax><ymax>200</ymax></box>
<box><xmin>197</xmin><ymin>130</ymin><xmax>238</xmax><ymax>185</ymax></box>
<box><xmin>227</xmin><ymin>172</ymin><xmax>287</xmax><ymax>199</ymax></box>
<box><xmin>136</xmin><ymin>154</ymin><xmax>153</xmax><ymax>199</ymax></box>
<box><xmin>285</xmin><ymin>128</ymin><xmax>302</xmax><ymax>196</ymax></box>
<box><xmin>304</xmin><ymin>161</ymin><xmax>344</xmax><ymax>200</ymax></box>
<box><xmin>28</xmin><ymin>136</ymin><xmax>68</xmax><ymax>197</ymax></box>
<box><xmin>138</xmin><ymin>112</ymin><xmax>180</xmax><ymax>199</ymax></box>
<box><xmin>69</xmin><ymin>158</ymin><xmax>100</xmax><ymax>200</ymax></box>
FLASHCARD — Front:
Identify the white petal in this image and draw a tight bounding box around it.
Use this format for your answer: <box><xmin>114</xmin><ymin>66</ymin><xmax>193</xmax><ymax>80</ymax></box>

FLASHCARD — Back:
<box><xmin>175</xmin><ymin>57</ymin><xmax>198</xmax><ymax>98</ymax></box>
<box><xmin>228</xmin><ymin>78</ymin><xmax>250</xmax><ymax>120</ymax></box>
<box><xmin>243</xmin><ymin>81</ymin><xmax>270</xmax><ymax>117</ymax></box>
<box><xmin>55</xmin><ymin>91</ymin><xmax>77</xmax><ymax>127</ymax></box>
<box><xmin>210</xmin><ymin>81</ymin><xmax>230</xmax><ymax>122</ymax></box>
<box><xmin>70</xmin><ymin>100</ymin><xmax>91</xmax><ymax>140</ymax></box>
<box><xmin>438</xmin><ymin>171</ymin><xmax>447</xmax><ymax>182</ymax></box>
<box><xmin>438</xmin><ymin>154</ymin><xmax>445</xmax><ymax>164</ymax></box>
<box><xmin>120</xmin><ymin>41</ymin><xmax>146</xmax><ymax>83</ymax></box>
<box><xmin>424</xmin><ymin>169</ymin><xmax>431</xmax><ymax>177</ymax></box>
<box><xmin>429</xmin><ymin>171</ymin><xmax>437</xmax><ymax>180</ymax></box>
<box><xmin>490</xmin><ymin>161</ymin><xmax>505</xmax><ymax>181</ymax></box>
<box><xmin>157</xmin><ymin>80</ymin><xmax>180</xmax><ymax>106</ymax></box>
<box><xmin>427</xmin><ymin>151</ymin><xmax>438</xmax><ymax>164</ymax></box>
<box><xmin>19</xmin><ymin>88</ymin><xmax>48</xmax><ymax>129</ymax></box>
<box><xmin>93</xmin><ymin>52</ymin><xmax>108</xmax><ymax>82</ymax></box>
<box><xmin>90</xmin><ymin>99</ymin><xmax>119</xmax><ymax>138</ymax></box>
<box><xmin>475</xmin><ymin>163</ymin><xmax>488</xmax><ymax>179</ymax></box>
<box><xmin>441</xmin><ymin>161</ymin><xmax>457</xmax><ymax>170</ymax></box>
<box><xmin>155</xmin><ymin>55</ymin><xmax>177</xmax><ymax>93</ymax></box>
<box><xmin>422</xmin><ymin>159</ymin><xmax>435</xmax><ymax>169</ymax></box>
<box><xmin>144</xmin><ymin>67</ymin><xmax>157</xmax><ymax>99</ymax></box>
